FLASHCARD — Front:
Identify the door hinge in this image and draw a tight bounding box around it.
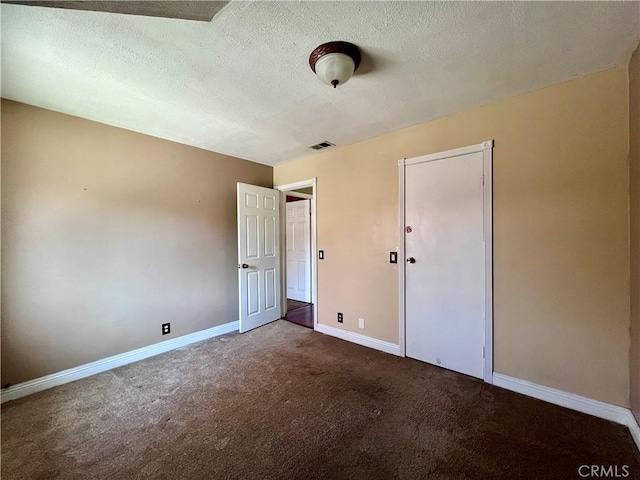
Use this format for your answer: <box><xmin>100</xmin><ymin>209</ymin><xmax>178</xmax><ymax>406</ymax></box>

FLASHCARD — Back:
<box><xmin>483</xmin><ymin>346</ymin><xmax>485</xmax><ymax>358</ymax></box>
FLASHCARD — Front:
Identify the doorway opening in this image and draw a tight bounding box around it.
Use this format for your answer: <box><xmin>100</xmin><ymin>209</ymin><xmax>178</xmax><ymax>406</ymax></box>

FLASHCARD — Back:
<box><xmin>275</xmin><ymin>179</ymin><xmax>317</xmax><ymax>330</ymax></box>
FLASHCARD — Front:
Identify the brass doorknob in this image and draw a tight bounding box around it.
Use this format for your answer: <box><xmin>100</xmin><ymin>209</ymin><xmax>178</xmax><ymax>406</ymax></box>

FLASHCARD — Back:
<box><xmin>406</xmin><ymin>257</ymin><xmax>416</xmax><ymax>264</ymax></box>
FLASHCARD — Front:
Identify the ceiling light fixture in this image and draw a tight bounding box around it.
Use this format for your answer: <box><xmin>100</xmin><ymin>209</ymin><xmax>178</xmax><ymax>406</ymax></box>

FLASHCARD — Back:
<box><xmin>309</xmin><ymin>41</ymin><xmax>361</xmax><ymax>89</ymax></box>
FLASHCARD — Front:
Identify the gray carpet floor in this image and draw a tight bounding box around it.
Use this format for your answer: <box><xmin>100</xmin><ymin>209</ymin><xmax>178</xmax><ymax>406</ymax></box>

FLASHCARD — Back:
<box><xmin>2</xmin><ymin>320</ymin><xmax>639</xmax><ymax>479</ymax></box>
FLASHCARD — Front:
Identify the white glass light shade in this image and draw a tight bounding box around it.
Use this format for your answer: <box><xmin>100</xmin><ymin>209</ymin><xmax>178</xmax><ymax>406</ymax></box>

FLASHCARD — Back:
<box><xmin>314</xmin><ymin>52</ymin><xmax>356</xmax><ymax>88</ymax></box>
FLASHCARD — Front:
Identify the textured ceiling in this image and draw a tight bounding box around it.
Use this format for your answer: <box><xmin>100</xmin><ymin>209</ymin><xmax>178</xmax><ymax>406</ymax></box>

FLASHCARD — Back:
<box><xmin>2</xmin><ymin>1</ymin><xmax>639</xmax><ymax>165</ymax></box>
<box><xmin>2</xmin><ymin>1</ymin><xmax>229</xmax><ymax>22</ymax></box>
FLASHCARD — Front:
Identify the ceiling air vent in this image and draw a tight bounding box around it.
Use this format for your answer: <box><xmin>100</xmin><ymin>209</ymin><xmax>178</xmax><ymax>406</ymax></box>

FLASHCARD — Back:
<box><xmin>308</xmin><ymin>141</ymin><xmax>335</xmax><ymax>150</ymax></box>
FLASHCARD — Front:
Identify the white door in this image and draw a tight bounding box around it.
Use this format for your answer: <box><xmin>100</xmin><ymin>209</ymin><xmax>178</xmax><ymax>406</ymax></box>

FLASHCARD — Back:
<box><xmin>237</xmin><ymin>183</ymin><xmax>281</xmax><ymax>333</ymax></box>
<box><xmin>286</xmin><ymin>200</ymin><xmax>311</xmax><ymax>303</ymax></box>
<box><xmin>405</xmin><ymin>151</ymin><xmax>485</xmax><ymax>379</ymax></box>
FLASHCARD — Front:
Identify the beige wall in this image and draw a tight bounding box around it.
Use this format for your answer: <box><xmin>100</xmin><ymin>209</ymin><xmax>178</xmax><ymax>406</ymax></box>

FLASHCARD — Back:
<box><xmin>630</xmin><ymin>42</ymin><xmax>640</xmax><ymax>423</ymax></box>
<box><xmin>292</xmin><ymin>187</ymin><xmax>313</xmax><ymax>196</ymax></box>
<box><xmin>275</xmin><ymin>67</ymin><xmax>631</xmax><ymax>407</ymax></box>
<box><xmin>1</xmin><ymin>100</ymin><xmax>272</xmax><ymax>386</ymax></box>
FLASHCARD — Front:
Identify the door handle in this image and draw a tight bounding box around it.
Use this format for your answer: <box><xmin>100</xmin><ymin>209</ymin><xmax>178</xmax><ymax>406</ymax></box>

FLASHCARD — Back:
<box><xmin>239</xmin><ymin>263</ymin><xmax>249</xmax><ymax>269</ymax></box>
<box><xmin>406</xmin><ymin>257</ymin><xmax>416</xmax><ymax>264</ymax></box>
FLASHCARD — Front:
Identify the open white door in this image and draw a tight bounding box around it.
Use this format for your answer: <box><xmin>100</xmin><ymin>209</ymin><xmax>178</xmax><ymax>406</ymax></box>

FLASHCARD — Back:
<box><xmin>237</xmin><ymin>183</ymin><xmax>281</xmax><ymax>333</ymax></box>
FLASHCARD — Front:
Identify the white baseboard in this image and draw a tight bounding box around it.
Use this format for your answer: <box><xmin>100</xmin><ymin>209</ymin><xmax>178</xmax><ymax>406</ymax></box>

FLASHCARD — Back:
<box><xmin>626</xmin><ymin>410</ymin><xmax>640</xmax><ymax>452</ymax></box>
<box><xmin>493</xmin><ymin>373</ymin><xmax>630</xmax><ymax>425</ymax></box>
<box><xmin>1</xmin><ymin>321</ymin><xmax>239</xmax><ymax>404</ymax></box>
<box><xmin>316</xmin><ymin>323</ymin><xmax>401</xmax><ymax>356</ymax></box>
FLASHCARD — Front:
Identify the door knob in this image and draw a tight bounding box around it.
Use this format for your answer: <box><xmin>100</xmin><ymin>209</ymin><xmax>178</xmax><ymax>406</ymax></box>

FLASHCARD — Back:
<box><xmin>406</xmin><ymin>257</ymin><xmax>416</xmax><ymax>264</ymax></box>
<box><xmin>239</xmin><ymin>263</ymin><xmax>249</xmax><ymax>269</ymax></box>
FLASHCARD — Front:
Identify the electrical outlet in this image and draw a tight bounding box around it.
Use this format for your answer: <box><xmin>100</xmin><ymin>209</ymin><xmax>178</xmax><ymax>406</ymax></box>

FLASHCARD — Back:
<box><xmin>337</xmin><ymin>312</ymin><xmax>343</xmax><ymax>323</ymax></box>
<box><xmin>162</xmin><ymin>323</ymin><xmax>170</xmax><ymax>335</ymax></box>
<box><xmin>358</xmin><ymin>318</ymin><xmax>365</xmax><ymax>329</ymax></box>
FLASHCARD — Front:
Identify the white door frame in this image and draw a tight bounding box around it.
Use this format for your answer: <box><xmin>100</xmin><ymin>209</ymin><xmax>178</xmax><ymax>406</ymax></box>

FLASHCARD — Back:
<box><xmin>275</xmin><ymin>178</ymin><xmax>318</xmax><ymax>330</ymax></box>
<box><xmin>398</xmin><ymin>140</ymin><xmax>494</xmax><ymax>384</ymax></box>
